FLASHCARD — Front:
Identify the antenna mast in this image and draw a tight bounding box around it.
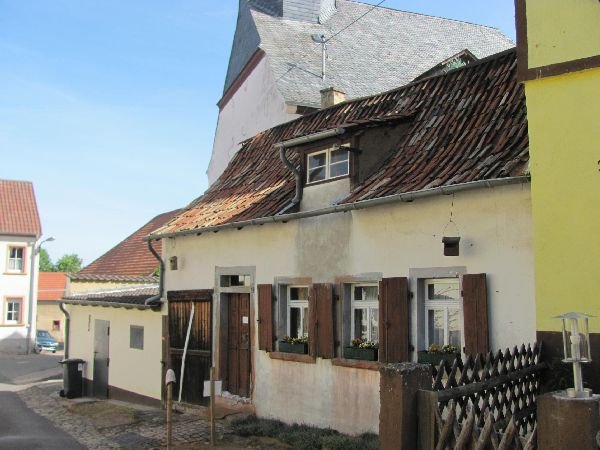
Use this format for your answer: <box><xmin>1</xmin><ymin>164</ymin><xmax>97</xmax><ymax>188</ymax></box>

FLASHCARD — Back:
<box><xmin>312</xmin><ymin>34</ymin><xmax>327</xmax><ymax>80</ymax></box>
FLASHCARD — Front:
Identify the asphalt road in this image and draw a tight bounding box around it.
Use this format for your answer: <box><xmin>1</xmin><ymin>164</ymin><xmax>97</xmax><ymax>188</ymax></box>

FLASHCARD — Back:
<box><xmin>0</xmin><ymin>352</ymin><xmax>63</xmax><ymax>385</ymax></box>
<box><xmin>0</xmin><ymin>391</ymin><xmax>85</xmax><ymax>449</ymax></box>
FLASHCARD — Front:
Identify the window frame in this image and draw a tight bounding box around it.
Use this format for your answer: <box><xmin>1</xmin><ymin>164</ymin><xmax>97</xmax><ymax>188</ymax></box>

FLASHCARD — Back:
<box><xmin>306</xmin><ymin>146</ymin><xmax>350</xmax><ymax>184</ymax></box>
<box><xmin>350</xmin><ymin>283</ymin><xmax>379</xmax><ymax>344</ymax></box>
<box><xmin>5</xmin><ymin>297</ymin><xmax>23</xmax><ymax>324</ymax></box>
<box><xmin>286</xmin><ymin>285</ymin><xmax>309</xmax><ymax>339</ymax></box>
<box><xmin>129</xmin><ymin>325</ymin><xmax>144</xmax><ymax>350</ymax></box>
<box><xmin>6</xmin><ymin>246</ymin><xmax>26</xmax><ymax>274</ymax></box>
<box><xmin>423</xmin><ymin>278</ymin><xmax>462</xmax><ymax>350</ymax></box>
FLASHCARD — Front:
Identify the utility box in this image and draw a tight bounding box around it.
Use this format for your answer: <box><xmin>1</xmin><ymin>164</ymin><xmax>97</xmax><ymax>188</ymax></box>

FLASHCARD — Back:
<box><xmin>59</xmin><ymin>359</ymin><xmax>85</xmax><ymax>399</ymax></box>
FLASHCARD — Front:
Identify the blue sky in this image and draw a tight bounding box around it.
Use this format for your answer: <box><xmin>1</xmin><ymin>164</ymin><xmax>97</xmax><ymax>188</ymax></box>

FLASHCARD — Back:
<box><xmin>0</xmin><ymin>1</ymin><xmax>517</xmax><ymax>265</ymax></box>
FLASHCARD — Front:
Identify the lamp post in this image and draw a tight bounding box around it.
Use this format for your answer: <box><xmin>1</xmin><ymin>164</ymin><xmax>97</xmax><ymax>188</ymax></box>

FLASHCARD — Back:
<box><xmin>555</xmin><ymin>312</ymin><xmax>593</xmax><ymax>398</ymax></box>
<box><xmin>26</xmin><ymin>236</ymin><xmax>55</xmax><ymax>354</ymax></box>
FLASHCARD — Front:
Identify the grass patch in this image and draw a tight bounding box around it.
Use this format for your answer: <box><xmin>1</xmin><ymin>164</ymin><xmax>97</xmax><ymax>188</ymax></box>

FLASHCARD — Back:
<box><xmin>230</xmin><ymin>415</ymin><xmax>378</xmax><ymax>450</ymax></box>
<box><xmin>66</xmin><ymin>401</ymin><xmax>139</xmax><ymax>429</ymax></box>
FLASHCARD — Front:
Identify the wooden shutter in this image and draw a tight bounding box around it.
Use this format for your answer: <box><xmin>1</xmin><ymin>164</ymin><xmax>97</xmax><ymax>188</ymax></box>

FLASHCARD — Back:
<box><xmin>462</xmin><ymin>273</ymin><xmax>489</xmax><ymax>356</ymax></box>
<box><xmin>308</xmin><ymin>283</ymin><xmax>335</xmax><ymax>358</ymax></box>
<box><xmin>379</xmin><ymin>277</ymin><xmax>409</xmax><ymax>363</ymax></box>
<box><xmin>257</xmin><ymin>284</ymin><xmax>274</xmax><ymax>352</ymax></box>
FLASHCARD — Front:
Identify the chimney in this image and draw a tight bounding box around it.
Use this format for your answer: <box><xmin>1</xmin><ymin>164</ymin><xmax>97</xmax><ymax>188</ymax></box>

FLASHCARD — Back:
<box><xmin>320</xmin><ymin>87</ymin><xmax>346</xmax><ymax>108</ymax></box>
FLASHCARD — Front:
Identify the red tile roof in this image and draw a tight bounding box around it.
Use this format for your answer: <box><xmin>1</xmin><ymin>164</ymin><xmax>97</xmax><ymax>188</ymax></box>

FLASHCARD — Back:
<box><xmin>152</xmin><ymin>49</ymin><xmax>528</xmax><ymax>237</ymax></box>
<box><xmin>0</xmin><ymin>179</ymin><xmax>42</xmax><ymax>238</ymax></box>
<box><xmin>38</xmin><ymin>272</ymin><xmax>68</xmax><ymax>301</ymax></box>
<box><xmin>80</xmin><ymin>209</ymin><xmax>180</xmax><ymax>277</ymax></box>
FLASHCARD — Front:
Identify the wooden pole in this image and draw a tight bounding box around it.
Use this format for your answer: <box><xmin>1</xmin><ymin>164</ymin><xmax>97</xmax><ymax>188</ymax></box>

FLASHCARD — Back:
<box><xmin>210</xmin><ymin>366</ymin><xmax>216</xmax><ymax>447</ymax></box>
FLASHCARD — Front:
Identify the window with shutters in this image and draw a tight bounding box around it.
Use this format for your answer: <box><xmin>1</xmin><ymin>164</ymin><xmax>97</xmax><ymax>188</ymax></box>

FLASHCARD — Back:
<box><xmin>424</xmin><ymin>278</ymin><xmax>462</xmax><ymax>350</ymax></box>
<box><xmin>350</xmin><ymin>284</ymin><xmax>379</xmax><ymax>344</ymax></box>
<box><xmin>287</xmin><ymin>286</ymin><xmax>309</xmax><ymax>338</ymax></box>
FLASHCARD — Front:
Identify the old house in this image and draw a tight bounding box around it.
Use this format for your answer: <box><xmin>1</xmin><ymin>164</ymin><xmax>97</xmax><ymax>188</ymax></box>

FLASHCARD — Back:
<box><xmin>0</xmin><ymin>179</ymin><xmax>42</xmax><ymax>353</ymax></box>
<box><xmin>148</xmin><ymin>49</ymin><xmax>535</xmax><ymax>433</ymax></box>
<box><xmin>60</xmin><ymin>209</ymin><xmax>179</xmax><ymax>405</ymax></box>
<box><xmin>37</xmin><ymin>271</ymin><xmax>68</xmax><ymax>343</ymax></box>
<box><xmin>208</xmin><ymin>0</ymin><xmax>515</xmax><ymax>183</ymax></box>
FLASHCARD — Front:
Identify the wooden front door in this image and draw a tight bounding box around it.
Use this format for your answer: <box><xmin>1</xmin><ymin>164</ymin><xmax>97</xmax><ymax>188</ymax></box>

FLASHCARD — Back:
<box><xmin>168</xmin><ymin>296</ymin><xmax>212</xmax><ymax>405</ymax></box>
<box><xmin>227</xmin><ymin>293</ymin><xmax>251</xmax><ymax>397</ymax></box>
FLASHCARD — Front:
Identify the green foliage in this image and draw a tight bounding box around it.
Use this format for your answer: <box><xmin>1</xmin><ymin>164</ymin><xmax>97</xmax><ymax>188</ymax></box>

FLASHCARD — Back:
<box><xmin>55</xmin><ymin>253</ymin><xmax>83</xmax><ymax>273</ymax></box>
<box><xmin>230</xmin><ymin>415</ymin><xmax>379</xmax><ymax>449</ymax></box>
<box><xmin>38</xmin><ymin>248</ymin><xmax>55</xmax><ymax>272</ymax></box>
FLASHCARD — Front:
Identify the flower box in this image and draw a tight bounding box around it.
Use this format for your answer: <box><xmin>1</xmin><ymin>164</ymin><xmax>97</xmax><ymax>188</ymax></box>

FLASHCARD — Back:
<box><xmin>278</xmin><ymin>341</ymin><xmax>308</xmax><ymax>354</ymax></box>
<box><xmin>344</xmin><ymin>347</ymin><xmax>378</xmax><ymax>361</ymax></box>
<box><xmin>417</xmin><ymin>351</ymin><xmax>460</xmax><ymax>366</ymax></box>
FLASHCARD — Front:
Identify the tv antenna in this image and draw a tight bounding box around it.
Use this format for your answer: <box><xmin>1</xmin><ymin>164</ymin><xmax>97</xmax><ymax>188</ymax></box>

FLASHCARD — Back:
<box><xmin>311</xmin><ymin>34</ymin><xmax>327</xmax><ymax>80</ymax></box>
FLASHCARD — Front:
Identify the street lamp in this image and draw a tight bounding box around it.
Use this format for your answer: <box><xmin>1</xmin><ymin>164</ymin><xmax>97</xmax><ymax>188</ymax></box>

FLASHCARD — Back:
<box><xmin>26</xmin><ymin>236</ymin><xmax>55</xmax><ymax>354</ymax></box>
<box><xmin>555</xmin><ymin>312</ymin><xmax>593</xmax><ymax>398</ymax></box>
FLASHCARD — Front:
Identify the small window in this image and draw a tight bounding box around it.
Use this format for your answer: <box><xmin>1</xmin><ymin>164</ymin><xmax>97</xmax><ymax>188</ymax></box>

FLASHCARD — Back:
<box><xmin>351</xmin><ymin>284</ymin><xmax>379</xmax><ymax>344</ymax></box>
<box><xmin>220</xmin><ymin>274</ymin><xmax>251</xmax><ymax>287</ymax></box>
<box><xmin>130</xmin><ymin>325</ymin><xmax>144</xmax><ymax>350</ymax></box>
<box><xmin>52</xmin><ymin>320</ymin><xmax>61</xmax><ymax>331</ymax></box>
<box><xmin>287</xmin><ymin>286</ymin><xmax>309</xmax><ymax>338</ymax></box>
<box><xmin>5</xmin><ymin>298</ymin><xmax>22</xmax><ymax>323</ymax></box>
<box><xmin>7</xmin><ymin>247</ymin><xmax>25</xmax><ymax>272</ymax></box>
<box><xmin>424</xmin><ymin>279</ymin><xmax>462</xmax><ymax>350</ymax></box>
<box><xmin>307</xmin><ymin>147</ymin><xmax>349</xmax><ymax>183</ymax></box>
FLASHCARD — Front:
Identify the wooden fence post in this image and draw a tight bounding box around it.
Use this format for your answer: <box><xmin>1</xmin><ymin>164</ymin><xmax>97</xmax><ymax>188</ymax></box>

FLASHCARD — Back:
<box><xmin>379</xmin><ymin>363</ymin><xmax>432</xmax><ymax>450</ymax></box>
<box><xmin>417</xmin><ymin>390</ymin><xmax>438</xmax><ymax>450</ymax></box>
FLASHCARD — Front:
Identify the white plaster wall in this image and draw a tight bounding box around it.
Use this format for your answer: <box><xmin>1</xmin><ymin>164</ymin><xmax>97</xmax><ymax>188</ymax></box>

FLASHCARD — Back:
<box><xmin>162</xmin><ymin>184</ymin><xmax>535</xmax><ymax>433</ymax></box>
<box><xmin>301</xmin><ymin>178</ymin><xmax>350</xmax><ymax>211</ymax></box>
<box><xmin>0</xmin><ymin>236</ymin><xmax>37</xmax><ymax>352</ymax></box>
<box><xmin>207</xmin><ymin>56</ymin><xmax>299</xmax><ymax>184</ymax></box>
<box><xmin>67</xmin><ymin>305</ymin><xmax>163</xmax><ymax>400</ymax></box>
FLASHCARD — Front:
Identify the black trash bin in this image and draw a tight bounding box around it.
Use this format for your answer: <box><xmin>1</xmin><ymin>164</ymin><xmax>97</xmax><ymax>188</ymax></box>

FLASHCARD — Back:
<box><xmin>59</xmin><ymin>359</ymin><xmax>85</xmax><ymax>398</ymax></box>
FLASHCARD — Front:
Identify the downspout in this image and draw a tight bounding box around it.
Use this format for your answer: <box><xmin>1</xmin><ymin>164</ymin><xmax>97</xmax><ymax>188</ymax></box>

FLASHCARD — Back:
<box><xmin>59</xmin><ymin>302</ymin><xmax>70</xmax><ymax>359</ymax></box>
<box><xmin>145</xmin><ymin>240</ymin><xmax>164</xmax><ymax>306</ymax></box>
<box><xmin>277</xmin><ymin>127</ymin><xmax>346</xmax><ymax>214</ymax></box>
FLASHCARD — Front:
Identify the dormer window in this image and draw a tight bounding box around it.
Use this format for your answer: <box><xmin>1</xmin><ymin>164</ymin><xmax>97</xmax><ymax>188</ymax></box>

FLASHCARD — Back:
<box><xmin>306</xmin><ymin>147</ymin><xmax>349</xmax><ymax>183</ymax></box>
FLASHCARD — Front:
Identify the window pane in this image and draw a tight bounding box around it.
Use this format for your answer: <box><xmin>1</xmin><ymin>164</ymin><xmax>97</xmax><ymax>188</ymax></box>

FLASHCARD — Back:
<box><xmin>353</xmin><ymin>308</ymin><xmax>368</xmax><ymax>340</ymax></box>
<box><xmin>290</xmin><ymin>287</ymin><xmax>308</xmax><ymax>301</ymax></box>
<box><xmin>427</xmin><ymin>282</ymin><xmax>459</xmax><ymax>300</ymax></box>
<box><xmin>330</xmin><ymin>148</ymin><xmax>349</xmax><ymax>164</ymax></box>
<box><xmin>427</xmin><ymin>309</ymin><xmax>444</xmax><ymax>346</ymax></box>
<box><xmin>290</xmin><ymin>307</ymin><xmax>301</xmax><ymax>338</ymax></box>
<box><xmin>307</xmin><ymin>152</ymin><xmax>327</xmax><ymax>169</ymax></box>
<box><xmin>302</xmin><ymin>306</ymin><xmax>309</xmax><ymax>337</ymax></box>
<box><xmin>354</xmin><ymin>285</ymin><xmax>378</xmax><ymax>301</ymax></box>
<box><xmin>448</xmin><ymin>308</ymin><xmax>462</xmax><ymax>348</ymax></box>
<box><xmin>308</xmin><ymin>167</ymin><xmax>326</xmax><ymax>182</ymax></box>
<box><xmin>329</xmin><ymin>161</ymin><xmax>349</xmax><ymax>178</ymax></box>
<box><xmin>130</xmin><ymin>325</ymin><xmax>144</xmax><ymax>350</ymax></box>
<box><xmin>370</xmin><ymin>308</ymin><xmax>379</xmax><ymax>342</ymax></box>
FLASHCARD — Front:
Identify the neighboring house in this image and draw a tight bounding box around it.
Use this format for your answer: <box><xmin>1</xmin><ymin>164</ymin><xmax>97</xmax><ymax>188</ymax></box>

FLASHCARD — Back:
<box><xmin>149</xmin><ymin>49</ymin><xmax>534</xmax><ymax>434</ymax></box>
<box><xmin>60</xmin><ymin>209</ymin><xmax>179</xmax><ymax>405</ymax></box>
<box><xmin>0</xmin><ymin>179</ymin><xmax>42</xmax><ymax>353</ymax></box>
<box><xmin>208</xmin><ymin>0</ymin><xmax>515</xmax><ymax>183</ymax></box>
<box><xmin>515</xmin><ymin>0</ymin><xmax>600</xmax><ymax>391</ymax></box>
<box><xmin>37</xmin><ymin>272</ymin><xmax>68</xmax><ymax>342</ymax></box>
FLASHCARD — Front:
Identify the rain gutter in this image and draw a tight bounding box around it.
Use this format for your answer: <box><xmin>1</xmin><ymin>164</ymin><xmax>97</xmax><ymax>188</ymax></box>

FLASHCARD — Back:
<box><xmin>146</xmin><ymin>176</ymin><xmax>529</xmax><ymax>241</ymax></box>
<box><xmin>144</xmin><ymin>240</ymin><xmax>164</xmax><ymax>306</ymax></box>
<box><xmin>59</xmin><ymin>301</ymin><xmax>71</xmax><ymax>359</ymax></box>
<box><xmin>59</xmin><ymin>299</ymin><xmax>157</xmax><ymax>310</ymax></box>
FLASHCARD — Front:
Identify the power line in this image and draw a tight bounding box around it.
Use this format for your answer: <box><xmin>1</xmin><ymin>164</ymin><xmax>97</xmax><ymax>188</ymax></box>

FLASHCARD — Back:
<box><xmin>323</xmin><ymin>0</ymin><xmax>387</xmax><ymax>44</ymax></box>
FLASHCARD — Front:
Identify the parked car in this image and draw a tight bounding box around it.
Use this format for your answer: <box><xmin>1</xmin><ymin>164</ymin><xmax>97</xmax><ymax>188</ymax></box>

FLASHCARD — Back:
<box><xmin>36</xmin><ymin>329</ymin><xmax>59</xmax><ymax>353</ymax></box>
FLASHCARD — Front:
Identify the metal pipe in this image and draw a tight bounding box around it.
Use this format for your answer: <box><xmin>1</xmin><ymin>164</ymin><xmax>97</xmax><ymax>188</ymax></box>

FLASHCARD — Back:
<box><xmin>276</xmin><ymin>127</ymin><xmax>345</xmax><ymax>148</ymax></box>
<box><xmin>146</xmin><ymin>176</ymin><xmax>530</xmax><ymax>241</ymax></box>
<box><xmin>279</xmin><ymin>145</ymin><xmax>303</xmax><ymax>209</ymax></box>
<box><xmin>59</xmin><ymin>301</ymin><xmax>70</xmax><ymax>359</ymax></box>
<box><xmin>25</xmin><ymin>239</ymin><xmax>38</xmax><ymax>354</ymax></box>
<box><xmin>145</xmin><ymin>240</ymin><xmax>165</xmax><ymax>306</ymax></box>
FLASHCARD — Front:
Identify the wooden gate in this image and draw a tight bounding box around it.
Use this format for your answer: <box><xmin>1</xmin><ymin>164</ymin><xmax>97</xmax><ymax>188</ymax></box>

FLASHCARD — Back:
<box><xmin>226</xmin><ymin>293</ymin><xmax>251</xmax><ymax>397</ymax></box>
<box><xmin>167</xmin><ymin>290</ymin><xmax>212</xmax><ymax>405</ymax></box>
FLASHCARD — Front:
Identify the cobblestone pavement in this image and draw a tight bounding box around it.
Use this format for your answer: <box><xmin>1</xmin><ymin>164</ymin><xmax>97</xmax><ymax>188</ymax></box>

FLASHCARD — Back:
<box><xmin>17</xmin><ymin>381</ymin><xmax>236</xmax><ymax>449</ymax></box>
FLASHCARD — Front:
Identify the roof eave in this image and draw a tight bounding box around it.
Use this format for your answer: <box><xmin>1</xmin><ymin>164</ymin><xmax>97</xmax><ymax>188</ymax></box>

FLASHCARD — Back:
<box><xmin>59</xmin><ymin>298</ymin><xmax>160</xmax><ymax>311</ymax></box>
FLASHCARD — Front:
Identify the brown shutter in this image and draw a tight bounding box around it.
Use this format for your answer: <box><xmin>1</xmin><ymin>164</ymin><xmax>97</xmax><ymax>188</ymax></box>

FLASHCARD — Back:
<box><xmin>309</xmin><ymin>283</ymin><xmax>335</xmax><ymax>358</ymax></box>
<box><xmin>379</xmin><ymin>277</ymin><xmax>409</xmax><ymax>363</ymax></box>
<box><xmin>257</xmin><ymin>284</ymin><xmax>274</xmax><ymax>352</ymax></box>
<box><xmin>462</xmin><ymin>273</ymin><xmax>489</xmax><ymax>356</ymax></box>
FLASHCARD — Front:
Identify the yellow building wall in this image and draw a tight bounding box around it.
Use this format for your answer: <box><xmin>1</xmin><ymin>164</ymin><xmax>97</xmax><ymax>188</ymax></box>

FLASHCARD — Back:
<box><xmin>37</xmin><ymin>302</ymin><xmax>64</xmax><ymax>342</ymax></box>
<box><xmin>526</xmin><ymin>68</ymin><xmax>600</xmax><ymax>332</ymax></box>
<box><xmin>526</xmin><ymin>0</ymin><xmax>600</xmax><ymax>67</ymax></box>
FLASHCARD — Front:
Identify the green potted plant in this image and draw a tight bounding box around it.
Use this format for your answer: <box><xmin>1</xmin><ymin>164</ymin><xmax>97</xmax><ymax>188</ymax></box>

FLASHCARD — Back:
<box><xmin>417</xmin><ymin>343</ymin><xmax>460</xmax><ymax>365</ymax></box>
<box><xmin>278</xmin><ymin>335</ymin><xmax>308</xmax><ymax>354</ymax></box>
<box><xmin>343</xmin><ymin>338</ymin><xmax>379</xmax><ymax>361</ymax></box>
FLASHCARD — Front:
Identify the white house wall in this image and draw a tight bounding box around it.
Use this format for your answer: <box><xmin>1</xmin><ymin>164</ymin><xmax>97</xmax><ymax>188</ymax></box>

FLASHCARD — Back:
<box><xmin>162</xmin><ymin>183</ymin><xmax>535</xmax><ymax>434</ymax></box>
<box><xmin>67</xmin><ymin>305</ymin><xmax>163</xmax><ymax>400</ymax></box>
<box><xmin>208</xmin><ymin>56</ymin><xmax>299</xmax><ymax>184</ymax></box>
<box><xmin>0</xmin><ymin>235</ymin><xmax>37</xmax><ymax>353</ymax></box>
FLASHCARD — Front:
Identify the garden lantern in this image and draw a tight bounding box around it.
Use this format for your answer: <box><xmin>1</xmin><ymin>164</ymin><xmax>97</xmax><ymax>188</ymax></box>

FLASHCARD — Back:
<box><xmin>555</xmin><ymin>312</ymin><xmax>593</xmax><ymax>398</ymax></box>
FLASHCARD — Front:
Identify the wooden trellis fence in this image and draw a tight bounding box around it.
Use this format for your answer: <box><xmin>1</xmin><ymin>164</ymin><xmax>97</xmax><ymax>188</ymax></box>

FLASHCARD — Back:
<box><xmin>418</xmin><ymin>343</ymin><xmax>546</xmax><ymax>450</ymax></box>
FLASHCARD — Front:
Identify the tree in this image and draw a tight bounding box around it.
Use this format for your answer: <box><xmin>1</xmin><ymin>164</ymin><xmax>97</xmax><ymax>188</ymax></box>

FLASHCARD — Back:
<box><xmin>38</xmin><ymin>248</ymin><xmax>55</xmax><ymax>272</ymax></box>
<box><xmin>55</xmin><ymin>254</ymin><xmax>83</xmax><ymax>273</ymax></box>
